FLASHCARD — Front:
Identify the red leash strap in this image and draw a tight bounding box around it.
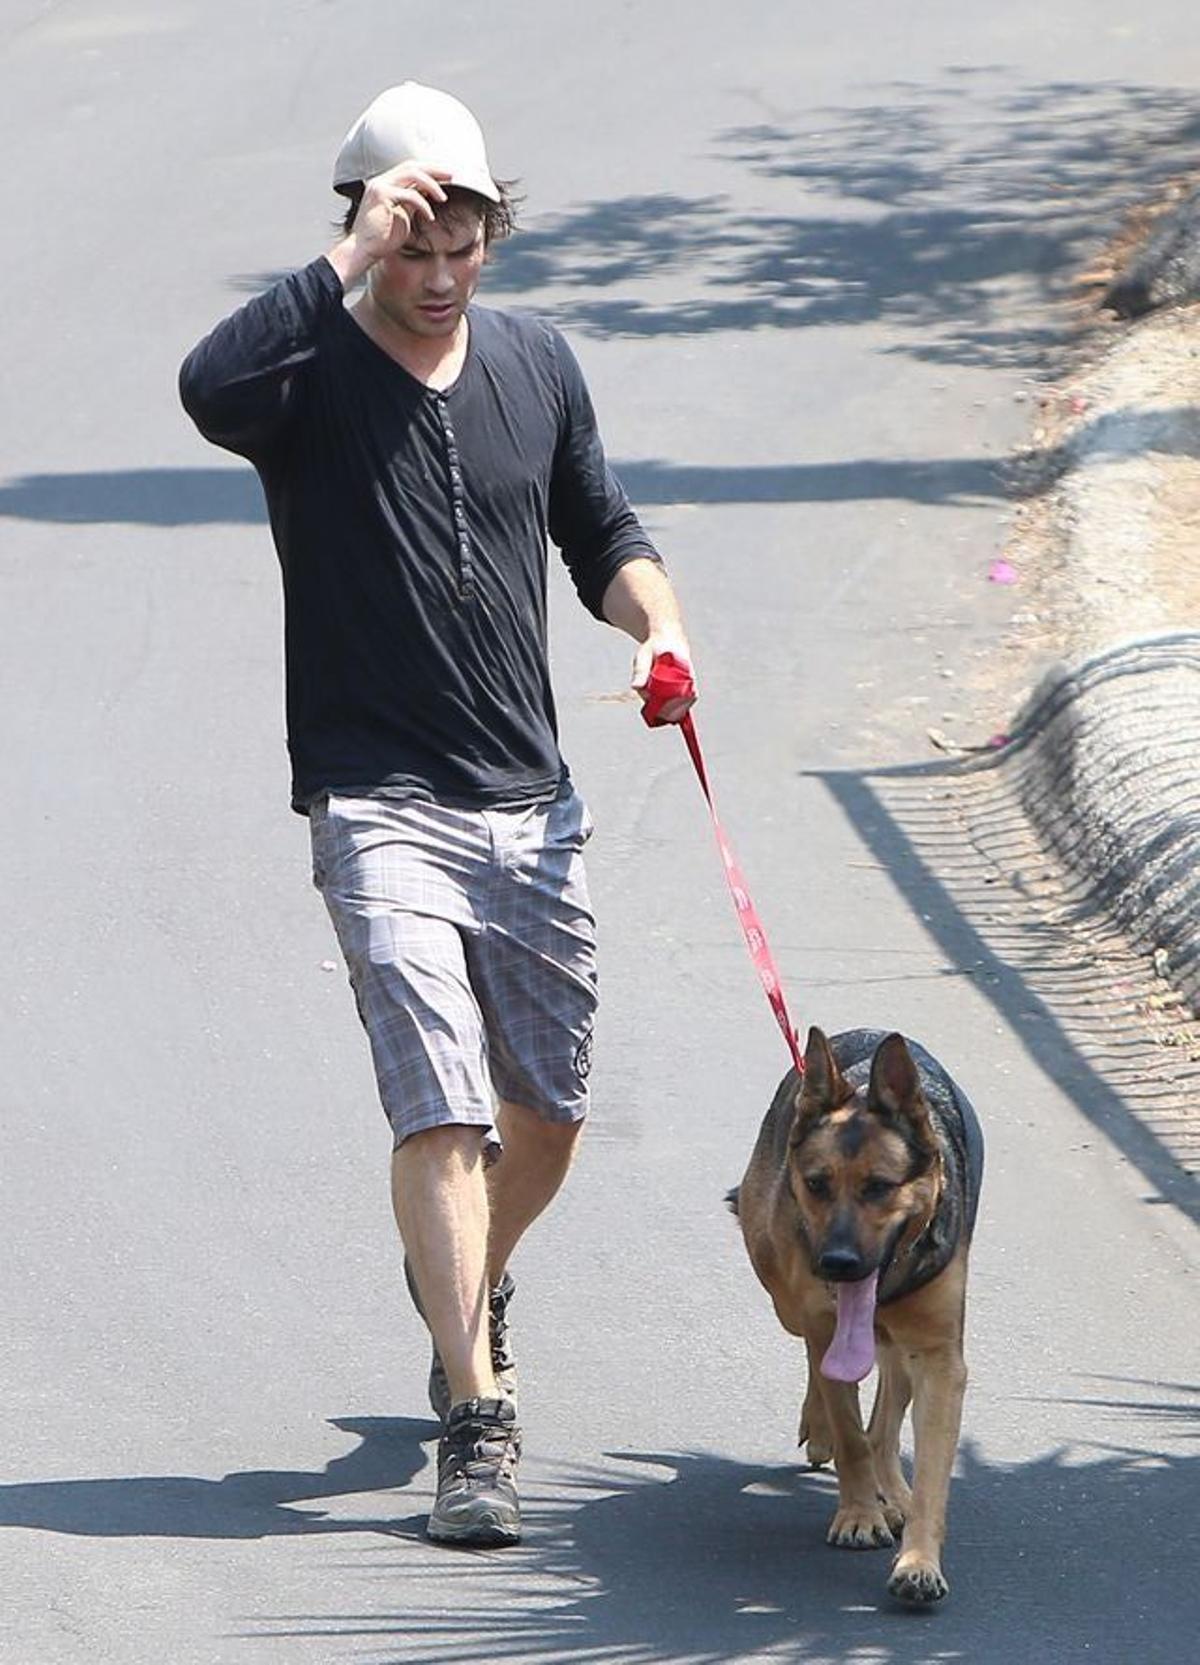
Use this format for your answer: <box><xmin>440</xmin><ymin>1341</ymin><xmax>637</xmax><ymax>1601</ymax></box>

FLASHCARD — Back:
<box><xmin>641</xmin><ymin>653</ymin><xmax>806</xmax><ymax>1075</ymax></box>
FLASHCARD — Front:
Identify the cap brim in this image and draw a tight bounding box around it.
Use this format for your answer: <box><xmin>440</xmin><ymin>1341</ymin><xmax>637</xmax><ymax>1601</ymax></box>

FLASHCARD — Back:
<box><xmin>332</xmin><ymin>167</ymin><xmax>500</xmax><ymax>204</ymax></box>
<box><xmin>332</xmin><ymin>142</ymin><xmax>500</xmax><ymax>203</ymax></box>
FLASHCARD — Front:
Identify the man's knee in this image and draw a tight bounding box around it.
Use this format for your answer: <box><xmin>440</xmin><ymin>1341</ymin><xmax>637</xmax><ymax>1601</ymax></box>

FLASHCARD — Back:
<box><xmin>393</xmin><ymin>1121</ymin><xmax>492</xmax><ymax>1172</ymax></box>
<box><xmin>497</xmin><ymin>1100</ymin><xmax>585</xmax><ymax>1146</ymax></box>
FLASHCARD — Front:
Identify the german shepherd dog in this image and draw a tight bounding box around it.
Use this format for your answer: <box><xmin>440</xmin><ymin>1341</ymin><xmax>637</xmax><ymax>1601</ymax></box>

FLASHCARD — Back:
<box><xmin>730</xmin><ymin>1026</ymin><xmax>983</xmax><ymax>1607</ymax></box>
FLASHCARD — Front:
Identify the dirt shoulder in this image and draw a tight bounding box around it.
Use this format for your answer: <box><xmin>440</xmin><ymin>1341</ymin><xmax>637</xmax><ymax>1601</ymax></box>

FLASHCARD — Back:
<box><xmin>932</xmin><ymin>203</ymin><xmax>1200</xmax><ymax>1179</ymax></box>
<box><xmin>1005</xmin><ymin>304</ymin><xmax>1200</xmax><ymax>677</ymax></box>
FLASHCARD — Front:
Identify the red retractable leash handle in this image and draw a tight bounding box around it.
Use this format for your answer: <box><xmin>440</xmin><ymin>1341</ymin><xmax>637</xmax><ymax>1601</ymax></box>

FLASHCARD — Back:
<box><xmin>641</xmin><ymin>653</ymin><xmax>806</xmax><ymax>1076</ymax></box>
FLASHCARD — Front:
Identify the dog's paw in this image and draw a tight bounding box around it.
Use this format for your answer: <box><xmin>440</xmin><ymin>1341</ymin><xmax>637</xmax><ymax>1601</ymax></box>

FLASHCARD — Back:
<box><xmin>875</xmin><ymin>1477</ymin><xmax>911</xmax><ymax>1535</ymax></box>
<box><xmin>879</xmin><ymin>1494</ymin><xmax>907</xmax><ymax>1536</ymax></box>
<box><xmin>798</xmin><ymin>1400</ymin><xmax>833</xmax><ymax>1468</ymax></box>
<box><xmin>798</xmin><ymin>1426</ymin><xmax>833</xmax><ymax>1468</ymax></box>
<box><xmin>826</xmin><ymin>1503</ymin><xmax>895</xmax><ymax>1550</ymax></box>
<box><xmin>888</xmin><ymin>1551</ymin><xmax>949</xmax><ymax>1607</ymax></box>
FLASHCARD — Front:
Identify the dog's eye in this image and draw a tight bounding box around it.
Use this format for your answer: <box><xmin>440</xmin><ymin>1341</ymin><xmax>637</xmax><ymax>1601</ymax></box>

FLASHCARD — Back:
<box><xmin>861</xmin><ymin>1177</ymin><xmax>898</xmax><ymax>1202</ymax></box>
<box><xmin>803</xmin><ymin>1174</ymin><xmax>832</xmax><ymax>1200</ymax></box>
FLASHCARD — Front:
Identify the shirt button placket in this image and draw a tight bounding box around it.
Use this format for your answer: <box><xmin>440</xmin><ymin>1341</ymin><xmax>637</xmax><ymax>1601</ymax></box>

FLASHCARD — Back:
<box><xmin>437</xmin><ymin>394</ymin><xmax>474</xmax><ymax>602</ymax></box>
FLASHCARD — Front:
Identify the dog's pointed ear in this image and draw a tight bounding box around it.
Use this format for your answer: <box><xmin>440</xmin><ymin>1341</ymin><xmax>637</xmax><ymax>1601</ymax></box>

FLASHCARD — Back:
<box><xmin>868</xmin><ymin>1033</ymin><xmax>935</xmax><ymax>1145</ymax></box>
<box><xmin>868</xmin><ymin>1033</ymin><xmax>918</xmax><ymax>1113</ymax></box>
<box><xmin>796</xmin><ymin>1026</ymin><xmax>846</xmax><ymax>1117</ymax></box>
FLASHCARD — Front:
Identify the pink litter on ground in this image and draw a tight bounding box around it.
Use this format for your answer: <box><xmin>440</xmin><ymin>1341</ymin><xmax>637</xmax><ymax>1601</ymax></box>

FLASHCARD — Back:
<box><xmin>988</xmin><ymin>732</ymin><xmax>1011</xmax><ymax>749</ymax></box>
<box><xmin>988</xmin><ymin>559</ymin><xmax>1018</xmax><ymax>585</ymax></box>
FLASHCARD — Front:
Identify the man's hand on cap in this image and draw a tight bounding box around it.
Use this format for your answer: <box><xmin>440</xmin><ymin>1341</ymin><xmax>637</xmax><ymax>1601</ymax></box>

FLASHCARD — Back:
<box><xmin>328</xmin><ymin>163</ymin><xmax>451</xmax><ymax>286</ymax></box>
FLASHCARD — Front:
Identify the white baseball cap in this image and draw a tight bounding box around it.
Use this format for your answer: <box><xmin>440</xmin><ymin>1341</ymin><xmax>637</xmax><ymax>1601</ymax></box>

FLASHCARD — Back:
<box><xmin>332</xmin><ymin>81</ymin><xmax>500</xmax><ymax>203</ymax></box>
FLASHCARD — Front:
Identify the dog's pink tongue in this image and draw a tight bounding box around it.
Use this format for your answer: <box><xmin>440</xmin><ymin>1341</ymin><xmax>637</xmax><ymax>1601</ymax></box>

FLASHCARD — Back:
<box><xmin>821</xmin><ymin>1271</ymin><xmax>879</xmax><ymax>1382</ymax></box>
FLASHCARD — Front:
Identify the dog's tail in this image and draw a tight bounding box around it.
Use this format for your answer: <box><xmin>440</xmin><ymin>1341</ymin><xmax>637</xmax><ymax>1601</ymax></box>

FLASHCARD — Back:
<box><xmin>724</xmin><ymin>1185</ymin><xmax>740</xmax><ymax>1217</ymax></box>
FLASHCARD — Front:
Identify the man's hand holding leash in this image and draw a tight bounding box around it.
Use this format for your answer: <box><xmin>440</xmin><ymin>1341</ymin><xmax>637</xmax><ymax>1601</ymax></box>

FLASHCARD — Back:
<box><xmin>601</xmin><ymin>557</ymin><xmax>697</xmax><ymax>726</ymax></box>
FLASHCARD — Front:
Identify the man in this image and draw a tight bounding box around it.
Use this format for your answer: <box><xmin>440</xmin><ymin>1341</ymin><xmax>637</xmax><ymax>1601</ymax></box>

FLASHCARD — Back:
<box><xmin>179</xmin><ymin>81</ymin><xmax>693</xmax><ymax>1548</ymax></box>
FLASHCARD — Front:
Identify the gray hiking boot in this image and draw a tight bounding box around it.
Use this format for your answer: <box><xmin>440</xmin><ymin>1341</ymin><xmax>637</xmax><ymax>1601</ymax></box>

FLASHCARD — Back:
<box><xmin>426</xmin><ymin>1395</ymin><xmax>522</xmax><ymax>1547</ymax></box>
<box><xmin>403</xmin><ymin>1259</ymin><xmax>519</xmax><ymax>1424</ymax></box>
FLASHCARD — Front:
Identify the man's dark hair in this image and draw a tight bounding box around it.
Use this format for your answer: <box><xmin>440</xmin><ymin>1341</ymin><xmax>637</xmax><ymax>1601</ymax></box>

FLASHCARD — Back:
<box><xmin>336</xmin><ymin>180</ymin><xmax>520</xmax><ymax>243</ymax></box>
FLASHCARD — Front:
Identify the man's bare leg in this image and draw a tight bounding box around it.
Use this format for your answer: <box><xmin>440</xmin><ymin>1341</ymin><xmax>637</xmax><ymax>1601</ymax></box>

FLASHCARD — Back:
<box><xmin>393</xmin><ymin>1125</ymin><xmax>526</xmax><ymax>1546</ymax></box>
<box><xmin>390</xmin><ymin>1125</ymin><xmax>495</xmax><ymax>1406</ymax></box>
<box><xmin>392</xmin><ymin>1105</ymin><xmax>583</xmax><ymax>1406</ymax></box>
<box><xmin>486</xmin><ymin>1100</ymin><xmax>584</xmax><ymax>1282</ymax></box>
<box><xmin>393</xmin><ymin>1106</ymin><xmax>581</xmax><ymax>1547</ymax></box>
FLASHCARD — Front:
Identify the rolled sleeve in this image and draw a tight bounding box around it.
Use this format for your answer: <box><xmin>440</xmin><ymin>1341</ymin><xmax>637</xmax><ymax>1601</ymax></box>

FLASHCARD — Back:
<box><xmin>546</xmin><ymin>331</ymin><xmax>663</xmax><ymax>618</ymax></box>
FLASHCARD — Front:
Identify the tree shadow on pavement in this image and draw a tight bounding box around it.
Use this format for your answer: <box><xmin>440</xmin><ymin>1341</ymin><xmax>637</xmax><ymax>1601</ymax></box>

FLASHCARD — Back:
<box><xmin>8</xmin><ymin>74</ymin><xmax>1199</xmax><ymax>531</ymax></box>
<box><xmin>487</xmin><ymin>75</ymin><xmax>1200</xmax><ymax>365</ymax></box>
<box><xmin>244</xmin><ymin>1381</ymin><xmax>1197</xmax><ymax>1664</ymax></box>
<box><xmin>12</xmin><ymin>79</ymin><xmax>1200</xmax><ymax>530</ymax></box>
<box><xmin>0</xmin><ymin>451</ymin><xmax>1009</xmax><ymax>527</ymax></box>
<box><xmin>7</xmin><ymin>397</ymin><xmax>1198</xmax><ymax>522</ymax></box>
<box><xmin>0</xmin><ymin>467</ymin><xmax>266</xmax><ymax>527</ymax></box>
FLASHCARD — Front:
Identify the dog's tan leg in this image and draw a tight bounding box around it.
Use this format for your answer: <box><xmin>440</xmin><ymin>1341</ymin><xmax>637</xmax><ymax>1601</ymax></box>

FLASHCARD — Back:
<box><xmin>868</xmin><ymin>1344</ymin><xmax>913</xmax><ymax>1532</ymax></box>
<box><xmin>887</xmin><ymin>1342</ymin><xmax>967</xmax><ymax>1606</ymax></box>
<box><xmin>797</xmin><ymin>1339</ymin><xmax>833</xmax><ymax>1466</ymax></box>
<box><xmin>816</xmin><ymin>1372</ymin><xmax>896</xmax><ymax>1549</ymax></box>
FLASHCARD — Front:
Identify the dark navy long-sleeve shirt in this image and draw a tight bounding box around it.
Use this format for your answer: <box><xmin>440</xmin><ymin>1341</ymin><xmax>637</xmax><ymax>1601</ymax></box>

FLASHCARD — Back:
<box><xmin>179</xmin><ymin>256</ymin><xmax>660</xmax><ymax>811</ymax></box>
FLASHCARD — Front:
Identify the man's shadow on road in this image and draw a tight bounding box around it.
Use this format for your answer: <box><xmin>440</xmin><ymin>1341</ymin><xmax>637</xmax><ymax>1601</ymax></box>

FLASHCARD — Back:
<box><xmin>0</xmin><ymin>1415</ymin><xmax>434</xmax><ymax>1540</ymax></box>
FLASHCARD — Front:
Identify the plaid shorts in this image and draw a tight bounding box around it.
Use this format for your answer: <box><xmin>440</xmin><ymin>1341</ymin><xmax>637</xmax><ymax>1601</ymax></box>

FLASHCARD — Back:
<box><xmin>310</xmin><ymin>788</ymin><xmax>598</xmax><ymax>1150</ymax></box>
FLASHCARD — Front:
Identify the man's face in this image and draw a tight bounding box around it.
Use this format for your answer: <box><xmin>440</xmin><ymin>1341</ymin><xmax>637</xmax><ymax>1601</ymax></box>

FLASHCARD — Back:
<box><xmin>367</xmin><ymin>204</ymin><xmax>486</xmax><ymax>339</ymax></box>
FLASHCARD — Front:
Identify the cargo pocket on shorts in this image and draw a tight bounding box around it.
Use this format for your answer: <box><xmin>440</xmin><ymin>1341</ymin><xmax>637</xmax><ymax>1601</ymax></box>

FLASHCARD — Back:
<box><xmin>551</xmin><ymin>788</ymin><xmax>595</xmax><ymax>853</ymax></box>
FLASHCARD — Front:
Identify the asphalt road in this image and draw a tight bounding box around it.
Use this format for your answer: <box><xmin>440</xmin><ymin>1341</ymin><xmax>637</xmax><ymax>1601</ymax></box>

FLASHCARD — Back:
<box><xmin>2</xmin><ymin>3</ymin><xmax>1198</xmax><ymax>1662</ymax></box>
